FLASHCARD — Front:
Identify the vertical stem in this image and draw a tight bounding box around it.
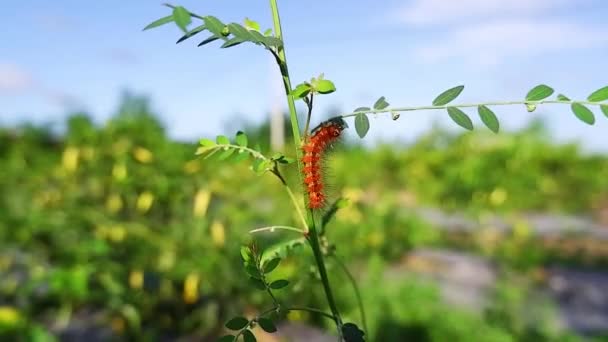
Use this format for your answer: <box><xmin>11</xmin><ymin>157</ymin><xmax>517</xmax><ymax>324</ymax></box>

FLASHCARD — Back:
<box><xmin>268</xmin><ymin>0</ymin><xmax>343</xmax><ymax>338</ymax></box>
<box><xmin>269</xmin><ymin>0</ymin><xmax>301</xmax><ymax>145</ymax></box>
<box><xmin>307</xmin><ymin>211</ymin><xmax>343</xmax><ymax>330</ymax></box>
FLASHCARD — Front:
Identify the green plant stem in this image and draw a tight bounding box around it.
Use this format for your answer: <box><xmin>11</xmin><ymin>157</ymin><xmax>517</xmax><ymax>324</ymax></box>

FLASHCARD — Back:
<box><xmin>332</xmin><ymin>255</ymin><xmax>367</xmax><ymax>334</ymax></box>
<box><xmin>337</xmin><ymin>99</ymin><xmax>604</xmax><ymax>119</ymax></box>
<box><xmin>269</xmin><ymin>0</ymin><xmax>343</xmax><ymax>338</ymax></box>
<box><xmin>249</xmin><ymin>225</ymin><xmax>305</xmax><ymax>234</ymax></box>
<box><xmin>271</xmin><ymin>167</ymin><xmax>308</xmax><ymax>231</ymax></box>
<box><xmin>269</xmin><ymin>0</ymin><xmax>301</xmax><ymax>145</ymax></box>
<box><xmin>303</xmin><ymin>93</ymin><xmax>314</xmax><ymax>136</ymax></box>
<box><xmin>307</xmin><ymin>211</ymin><xmax>343</xmax><ymax>330</ymax></box>
<box><xmin>287</xmin><ymin>306</ymin><xmax>337</xmax><ymax>321</ymax></box>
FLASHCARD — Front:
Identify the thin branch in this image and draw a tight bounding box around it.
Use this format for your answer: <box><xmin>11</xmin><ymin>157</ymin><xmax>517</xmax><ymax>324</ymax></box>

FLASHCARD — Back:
<box><xmin>249</xmin><ymin>225</ymin><xmax>305</xmax><ymax>234</ymax></box>
<box><xmin>286</xmin><ymin>306</ymin><xmax>337</xmax><ymax>321</ymax></box>
<box><xmin>303</xmin><ymin>93</ymin><xmax>314</xmax><ymax>136</ymax></box>
<box><xmin>332</xmin><ymin>254</ymin><xmax>368</xmax><ymax>335</ymax></box>
<box><xmin>337</xmin><ymin>99</ymin><xmax>605</xmax><ymax>119</ymax></box>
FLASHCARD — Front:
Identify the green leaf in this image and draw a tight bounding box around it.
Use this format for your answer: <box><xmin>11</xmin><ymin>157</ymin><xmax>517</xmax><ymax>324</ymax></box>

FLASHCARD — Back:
<box><xmin>242</xmin><ymin>330</ymin><xmax>256</xmax><ymax>342</ymax></box>
<box><xmin>316</xmin><ymin>79</ymin><xmax>336</xmax><ymax>94</ymax></box>
<box><xmin>526</xmin><ymin>84</ymin><xmax>554</xmax><ymax>101</ymax></box>
<box><xmin>269</xmin><ymin>279</ymin><xmax>289</xmax><ymax>290</ymax></box>
<box><xmin>199</xmin><ymin>138</ymin><xmax>216</xmax><ymax>147</ymax></box>
<box><xmin>447</xmin><ymin>107</ymin><xmax>473</xmax><ymax>130</ymax></box>
<box><xmin>236</xmin><ymin>131</ymin><xmax>248</xmax><ymax>147</ymax></box>
<box><xmin>218</xmin><ymin>335</ymin><xmax>236</xmax><ymax>342</ymax></box>
<box><xmin>526</xmin><ymin>103</ymin><xmax>537</xmax><ymax>112</ymax></box>
<box><xmin>291</xmin><ymin>83</ymin><xmax>312</xmax><ymax>99</ymax></box>
<box><xmin>203</xmin><ymin>16</ymin><xmax>226</xmax><ymax>36</ymax></box>
<box><xmin>240</xmin><ymin>246</ymin><xmax>252</xmax><ymax>263</ymax></box>
<box><xmin>216</xmin><ymin>135</ymin><xmax>230</xmax><ymax>145</ymax></box>
<box><xmin>257</xmin><ymin>318</ymin><xmax>278</xmax><ymax>333</ymax></box>
<box><xmin>263</xmin><ymin>28</ymin><xmax>273</xmax><ymax>36</ymax></box>
<box><xmin>218</xmin><ymin>148</ymin><xmax>235</xmax><ymax>160</ymax></box>
<box><xmin>355</xmin><ymin>113</ymin><xmax>370</xmax><ymax>138</ymax></box>
<box><xmin>477</xmin><ymin>105</ymin><xmax>499</xmax><ymax>133</ymax></box>
<box><xmin>172</xmin><ymin>6</ymin><xmax>191</xmax><ymax>33</ymax></box>
<box><xmin>557</xmin><ymin>94</ymin><xmax>571</xmax><ymax>101</ymax></box>
<box><xmin>244</xmin><ymin>18</ymin><xmax>261</xmax><ymax>31</ymax></box>
<box><xmin>245</xmin><ymin>264</ymin><xmax>262</xmax><ymax>279</ymax></box>
<box><xmin>601</xmin><ymin>104</ymin><xmax>608</xmax><ymax>117</ymax></box>
<box><xmin>588</xmin><ymin>86</ymin><xmax>608</xmax><ymax>102</ymax></box>
<box><xmin>342</xmin><ymin>323</ymin><xmax>365</xmax><ymax>342</ymax></box>
<box><xmin>198</xmin><ymin>35</ymin><xmax>220</xmax><ymax>46</ymax></box>
<box><xmin>231</xmin><ymin>149</ymin><xmax>250</xmax><ymax>163</ymax></box>
<box><xmin>248</xmin><ymin>30</ymin><xmax>266</xmax><ymax>45</ymax></box>
<box><xmin>263</xmin><ymin>258</ymin><xmax>281</xmax><ymax>273</ymax></box>
<box><xmin>221</xmin><ymin>37</ymin><xmax>246</xmax><ymax>48</ymax></box>
<box><xmin>321</xmin><ymin>198</ymin><xmax>350</xmax><ymax>229</ymax></box>
<box><xmin>262</xmin><ymin>36</ymin><xmax>283</xmax><ymax>48</ymax></box>
<box><xmin>225</xmin><ymin>317</ymin><xmax>249</xmax><ymax>330</ymax></box>
<box><xmin>228</xmin><ymin>23</ymin><xmax>254</xmax><ymax>41</ymax></box>
<box><xmin>571</xmin><ymin>103</ymin><xmax>595</xmax><ymax>125</ymax></box>
<box><xmin>143</xmin><ymin>15</ymin><xmax>174</xmax><ymax>31</ymax></box>
<box><xmin>249</xmin><ymin>277</ymin><xmax>266</xmax><ymax>290</ymax></box>
<box><xmin>176</xmin><ymin>25</ymin><xmax>206</xmax><ymax>44</ymax></box>
<box><xmin>373</xmin><ymin>96</ymin><xmax>389</xmax><ymax>110</ymax></box>
<box><xmin>261</xmin><ymin>238</ymin><xmax>306</xmax><ymax>265</ymax></box>
<box><xmin>390</xmin><ymin>111</ymin><xmax>400</xmax><ymax>120</ymax></box>
<box><xmin>432</xmin><ymin>85</ymin><xmax>464</xmax><ymax>106</ymax></box>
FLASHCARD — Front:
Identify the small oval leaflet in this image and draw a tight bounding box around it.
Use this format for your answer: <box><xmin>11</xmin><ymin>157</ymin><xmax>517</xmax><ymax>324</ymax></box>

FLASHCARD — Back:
<box><xmin>571</xmin><ymin>103</ymin><xmax>595</xmax><ymax>125</ymax></box>
<box><xmin>355</xmin><ymin>113</ymin><xmax>370</xmax><ymax>138</ymax></box>
<box><xmin>257</xmin><ymin>317</ymin><xmax>278</xmax><ymax>333</ymax></box>
<box><xmin>316</xmin><ymin>79</ymin><xmax>336</xmax><ymax>94</ymax></box>
<box><xmin>242</xmin><ymin>329</ymin><xmax>256</xmax><ymax>342</ymax></box>
<box><xmin>217</xmin><ymin>335</ymin><xmax>236</xmax><ymax>342</ymax></box>
<box><xmin>525</xmin><ymin>84</ymin><xmax>554</xmax><ymax>101</ymax></box>
<box><xmin>601</xmin><ymin>104</ymin><xmax>608</xmax><ymax>118</ymax></box>
<box><xmin>269</xmin><ymin>279</ymin><xmax>289</xmax><ymax>289</ymax></box>
<box><xmin>447</xmin><ymin>107</ymin><xmax>473</xmax><ymax>130</ymax></box>
<box><xmin>432</xmin><ymin>85</ymin><xmax>464</xmax><ymax>106</ymax></box>
<box><xmin>172</xmin><ymin>6</ymin><xmax>191</xmax><ymax>33</ymax></box>
<box><xmin>236</xmin><ymin>131</ymin><xmax>248</xmax><ymax>147</ymax></box>
<box><xmin>477</xmin><ymin>105</ymin><xmax>499</xmax><ymax>133</ymax></box>
<box><xmin>263</xmin><ymin>258</ymin><xmax>281</xmax><ymax>273</ymax></box>
<box><xmin>225</xmin><ymin>316</ymin><xmax>249</xmax><ymax>330</ymax></box>
<box><xmin>373</xmin><ymin>96</ymin><xmax>389</xmax><ymax>110</ymax></box>
<box><xmin>587</xmin><ymin>85</ymin><xmax>608</xmax><ymax>102</ymax></box>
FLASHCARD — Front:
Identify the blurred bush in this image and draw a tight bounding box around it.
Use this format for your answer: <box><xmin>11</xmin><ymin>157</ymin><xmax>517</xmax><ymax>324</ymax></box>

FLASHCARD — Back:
<box><xmin>1</xmin><ymin>93</ymin><xmax>607</xmax><ymax>341</ymax></box>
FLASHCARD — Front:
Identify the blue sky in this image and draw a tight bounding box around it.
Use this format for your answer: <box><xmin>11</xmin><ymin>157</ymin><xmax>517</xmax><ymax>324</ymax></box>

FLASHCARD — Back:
<box><xmin>1</xmin><ymin>0</ymin><xmax>607</xmax><ymax>151</ymax></box>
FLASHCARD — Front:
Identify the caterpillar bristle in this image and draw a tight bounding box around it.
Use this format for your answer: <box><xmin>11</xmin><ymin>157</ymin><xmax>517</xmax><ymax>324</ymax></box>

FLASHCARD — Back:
<box><xmin>301</xmin><ymin>118</ymin><xmax>346</xmax><ymax>210</ymax></box>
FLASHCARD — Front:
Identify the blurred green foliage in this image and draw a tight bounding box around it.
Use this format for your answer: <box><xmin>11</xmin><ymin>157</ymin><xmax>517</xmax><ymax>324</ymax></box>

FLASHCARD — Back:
<box><xmin>1</xmin><ymin>94</ymin><xmax>607</xmax><ymax>341</ymax></box>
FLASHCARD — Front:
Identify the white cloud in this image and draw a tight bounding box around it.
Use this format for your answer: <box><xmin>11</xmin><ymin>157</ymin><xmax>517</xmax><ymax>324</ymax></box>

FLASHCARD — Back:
<box><xmin>0</xmin><ymin>61</ymin><xmax>83</xmax><ymax>108</ymax></box>
<box><xmin>0</xmin><ymin>62</ymin><xmax>33</xmax><ymax>93</ymax></box>
<box><xmin>412</xmin><ymin>19</ymin><xmax>608</xmax><ymax>66</ymax></box>
<box><xmin>395</xmin><ymin>0</ymin><xmax>577</xmax><ymax>26</ymax></box>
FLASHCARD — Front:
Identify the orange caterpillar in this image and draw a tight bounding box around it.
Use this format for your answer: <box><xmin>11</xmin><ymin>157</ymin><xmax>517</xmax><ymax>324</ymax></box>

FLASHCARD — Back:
<box><xmin>301</xmin><ymin>118</ymin><xmax>347</xmax><ymax>209</ymax></box>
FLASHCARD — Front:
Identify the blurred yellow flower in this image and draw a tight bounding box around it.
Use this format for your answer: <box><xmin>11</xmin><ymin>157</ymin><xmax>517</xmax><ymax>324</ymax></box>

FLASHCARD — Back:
<box><xmin>183</xmin><ymin>273</ymin><xmax>200</xmax><ymax>304</ymax></box>
<box><xmin>0</xmin><ymin>306</ymin><xmax>21</xmax><ymax>327</ymax></box>
<box><xmin>106</xmin><ymin>193</ymin><xmax>123</xmax><ymax>213</ymax></box>
<box><xmin>133</xmin><ymin>147</ymin><xmax>154</xmax><ymax>163</ymax></box>
<box><xmin>112</xmin><ymin>163</ymin><xmax>127</xmax><ymax>181</ymax></box>
<box><xmin>489</xmin><ymin>188</ymin><xmax>508</xmax><ymax>206</ymax></box>
<box><xmin>62</xmin><ymin>146</ymin><xmax>79</xmax><ymax>172</ymax></box>
<box><xmin>129</xmin><ymin>270</ymin><xmax>144</xmax><ymax>290</ymax></box>
<box><xmin>183</xmin><ymin>160</ymin><xmax>200</xmax><ymax>174</ymax></box>
<box><xmin>193</xmin><ymin>189</ymin><xmax>211</xmax><ymax>217</ymax></box>
<box><xmin>136</xmin><ymin>191</ymin><xmax>155</xmax><ymax>213</ymax></box>
<box><xmin>210</xmin><ymin>220</ymin><xmax>225</xmax><ymax>247</ymax></box>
